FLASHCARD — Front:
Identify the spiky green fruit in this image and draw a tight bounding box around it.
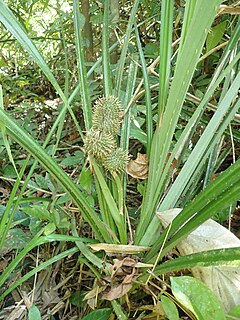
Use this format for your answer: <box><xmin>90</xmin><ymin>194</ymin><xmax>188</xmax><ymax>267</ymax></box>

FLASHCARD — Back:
<box><xmin>103</xmin><ymin>148</ymin><xmax>129</xmax><ymax>174</ymax></box>
<box><xmin>92</xmin><ymin>96</ymin><xmax>123</xmax><ymax>134</ymax></box>
<box><xmin>84</xmin><ymin>128</ymin><xmax>116</xmax><ymax>159</ymax></box>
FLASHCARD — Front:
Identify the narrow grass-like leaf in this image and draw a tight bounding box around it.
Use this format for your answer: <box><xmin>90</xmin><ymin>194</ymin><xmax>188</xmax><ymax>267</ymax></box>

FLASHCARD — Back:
<box><xmin>161</xmin><ymin>72</ymin><xmax>240</xmax><ymax>210</ymax></box>
<box><xmin>146</xmin><ymin>158</ymin><xmax>240</xmax><ymax>261</ymax></box>
<box><xmin>111</xmin><ymin>300</ymin><xmax>128</xmax><ymax>320</ymax></box>
<box><xmin>118</xmin><ymin>54</ymin><xmax>138</xmax><ymax>218</ymax></box>
<box><xmin>120</xmin><ymin>54</ymin><xmax>138</xmax><ymax>151</ymax></box>
<box><xmin>0</xmin><ymin>232</ymin><xmax>109</xmax><ymax>301</ymax></box>
<box><xmin>0</xmin><ymin>110</ymin><xmax>113</xmax><ymax>243</ymax></box>
<box><xmin>0</xmin><ymin>229</ymin><xmax>44</xmax><ymax>290</ymax></box>
<box><xmin>102</xmin><ymin>0</ymin><xmax>112</xmax><ymax>95</ymax></box>
<box><xmin>141</xmin><ymin>248</ymin><xmax>240</xmax><ymax>281</ymax></box>
<box><xmin>135</xmin><ymin>0</ymin><xmax>222</xmax><ymax>244</ymax></box>
<box><xmin>134</xmin><ymin>23</ymin><xmax>153</xmax><ymax>154</ymax></box>
<box><xmin>0</xmin><ymin>156</ymin><xmax>29</xmax><ymax>250</ymax></box>
<box><xmin>140</xmin><ymin>51</ymin><xmax>240</xmax><ymax>243</ymax></box>
<box><xmin>0</xmin><ymin>86</ymin><xmax>19</xmax><ymax>178</ymax></box>
<box><xmin>0</xmin><ymin>0</ymin><xmax>82</xmax><ymax>137</ymax></box>
<box><xmin>178</xmin><ymin>0</ymin><xmax>197</xmax><ymax>54</ymax></box>
<box><xmin>158</xmin><ymin>0</ymin><xmax>173</xmax><ymax>119</ymax></box>
<box><xmin>0</xmin><ymin>246</ymin><xmax>79</xmax><ymax>301</ymax></box>
<box><xmin>91</xmin><ymin>158</ymin><xmax>127</xmax><ymax>244</ymax></box>
<box><xmin>115</xmin><ymin>0</ymin><xmax>140</xmax><ymax>96</ymax></box>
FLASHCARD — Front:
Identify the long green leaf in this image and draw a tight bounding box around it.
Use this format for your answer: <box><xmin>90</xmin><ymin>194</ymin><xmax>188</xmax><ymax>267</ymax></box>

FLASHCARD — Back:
<box><xmin>134</xmin><ymin>23</ymin><xmax>153</xmax><ymax>154</ymax></box>
<box><xmin>0</xmin><ymin>110</ymin><xmax>113</xmax><ymax>243</ymax></box>
<box><xmin>161</xmin><ymin>72</ymin><xmax>240</xmax><ymax>210</ymax></box>
<box><xmin>145</xmin><ymin>158</ymin><xmax>240</xmax><ymax>261</ymax></box>
<box><xmin>0</xmin><ymin>246</ymin><xmax>80</xmax><ymax>301</ymax></box>
<box><xmin>140</xmin><ymin>248</ymin><xmax>240</xmax><ymax>282</ymax></box>
<box><xmin>91</xmin><ymin>158</ymin><xmax>127</xmax><ymax>244</ymax></box>
<box><xmin>158</xmin><ymin>0</ymin><xmax>173</xmax><ymax>119</ymax></box>
<box><xmin>135</xmin><ymin>0</ymin><xmax>222</xmax><ymax>243</ymax></box>
<box><xmin>141</xmin><ymin>50</ymin><xmax>240</xmax><ymax>245</ymax></box>
<box><xmin>102</xmin><ymin>0</ymin><xmax>112</xmax><ymax>95</ymax></box>
<box><xmin>0</xmin><ymin>0</ymin><xmax>82</xmax><ymax>136</ymax></box>
<box><xmin>115</xmin><ymin>0</ymin><xmax>140</xmax><ymax>96</ymax></box>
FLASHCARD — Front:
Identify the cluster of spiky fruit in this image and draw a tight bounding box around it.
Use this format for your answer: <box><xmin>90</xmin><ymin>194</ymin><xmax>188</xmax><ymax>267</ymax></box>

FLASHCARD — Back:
<box><xmin>84</xmin><ymin>96</ymin><xmax>129</xmax><ymax>174</ymax></box>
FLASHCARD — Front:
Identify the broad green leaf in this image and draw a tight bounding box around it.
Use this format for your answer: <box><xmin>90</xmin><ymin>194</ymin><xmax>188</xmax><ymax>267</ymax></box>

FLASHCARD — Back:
<box><xmin>28</xmin><ymin>304</ymin><xmax>42</xmax><ymax>320</ymax></box>
<box><xmin>81</xmin><ymin>308</ymin><xmax>112</xmax><ymax>320</ymax></box>
<box><xmin>70</xmin><ymin>290</ymin><xmax>87</xmax><ymax>307</ymax></box>
<box><xmin>60</xmin><ymin>154</ymin><xmax>83</xmax><ymax>166</ymax></box>
<box><xmin>79</xmin><ymin>166</ymin><xmax>93</xmax><ymax>193</ymax></box>
<box><xmin>23</xmin><ymin>205</ymin><xmax>52</xmax><ymax>222</ymax></box>
<box><xmin>171</xmin><ymin>276</ymin><xmax>225</xmax><ymax>320</ymax></box>
<box><xmin>1</xmin><ymin>228</ymin><xmax>31</xmax><ymax>252</ymax></box>
<box><xmin>44</xmin><ymin>223</ymin><xmax>56</xmax><ymax>235</ymax></box>
<box><xmin>206</xmin><ymin>21</ymin><xmax>227</xmax><ymax>52</ymax></box>
<box><xmin>3</xmin><ymin>164</ymin><xmax>18</xmax><ymax>178</ymax></box>
<box><xmin>35</xmin><ymin>174</ymin><xmax>50</xmax><ymax>190</ymax></box>
<box><xmin>161</xmin><ymin>295</ymin><xmax>179</xmax><ymax>320</ymax></box>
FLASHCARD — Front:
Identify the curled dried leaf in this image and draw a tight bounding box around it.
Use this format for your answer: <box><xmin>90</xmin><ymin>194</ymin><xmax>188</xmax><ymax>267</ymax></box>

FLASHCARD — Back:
<box><xmin>127</xmin><ymin>153</ymin><xmax>148</xmax><ymax>179</ymax></box>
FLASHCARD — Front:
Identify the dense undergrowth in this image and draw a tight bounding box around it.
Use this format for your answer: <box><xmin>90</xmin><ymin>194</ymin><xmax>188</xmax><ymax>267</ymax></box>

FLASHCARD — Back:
<box><xmin>0</xmin><ymin>0</ymin><xmax>240</xmax><ymax>319</ymax></box>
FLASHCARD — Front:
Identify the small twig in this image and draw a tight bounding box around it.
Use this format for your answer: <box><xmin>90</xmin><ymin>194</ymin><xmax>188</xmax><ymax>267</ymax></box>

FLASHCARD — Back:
<box><xmin>0</xmin><ymin>175</ymin><xmax>63</xmax><ymax>196</ymax></box>
<box><xmin>199</xmin><ymin>41</ymin><xmax>228</xmax><ymax>62</ymax></box>
<box><xmin>145</xmin><ymin>221</ymin><xmax>172</xmax><ymax>285</ymax></box>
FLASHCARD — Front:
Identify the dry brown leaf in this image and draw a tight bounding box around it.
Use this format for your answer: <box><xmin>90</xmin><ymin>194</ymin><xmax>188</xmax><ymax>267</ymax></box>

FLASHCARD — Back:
<box><xmin>122</xmin><ymin>267</ymin><xmax>136</xmax><ymax>284</ymax></box>
<box><xmin>0</xmin><ymin>259</ymin><xmax>8</xmax><ymax>273</ymax></box>
<box><xmin>89</xmin><ymin>243</ymin><xmax>150</xmax><ymax>254</ymax></box>
<box><xmin>109</xmin><ymin>257</ymin><xmax>136</xmax><ymax>278</ymax></box>
<box><xmin>218</xmin><ymin>5</ymin><xmax>240</xmax><ymax>15</ymax></box>
<box><xmin>102</xmin><ymin>283</ymin><xmax>133</xmax><ymax>301</ymax></box>
<box><xmin>127</xmin><ymin>153</ymin><xmax>148</xmax><ymax>179</ymax></box>
<box><xmin>127</xmin><ymin>152</ymin><xmax>178</xmax><ymax>180</ymax></box>
<box><xmin>101</xmin><ymin>257</ymin><xmax>138</xmax><ymax>300</ymax></box>
<box><xmin>84</xmin><ymin>285</ymin><xmax>106</xmax><ymax>309</ymax></box>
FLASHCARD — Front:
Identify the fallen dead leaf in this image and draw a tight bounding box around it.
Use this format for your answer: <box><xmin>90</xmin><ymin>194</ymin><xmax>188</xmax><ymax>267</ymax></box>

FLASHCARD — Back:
<box><xmin>218</xmin><ymin>5</ymin><xmax>240</xmax><ymax>15</ymax></box>
<box><xmin>109</xmin><ymin>257</ymin><xmax>136</xmax><ymax>278</ymax></box>
<box><xmin>102</xmin><ymin>283</ymin><xmax>133</xmax><ymax>301</ymax></box>
<box><xmin>89</xmin><ymin>243</ymin><xmax>150</xmax><ymax>254</ymax></box>
<box><xmin>127</xmin><ymin>153</ymin><xmax>148</xmax><ymax>179</ymax></box>
<box><xmin>84</xmin><ymin>285</ymin><xmax>106</xmax><ymax>309</ymax></box>
<box><xmin>127</xmin><ymin>152</ymin><xmax>178</xmax><ymax>180</ymax></box>
<box><xmin>102</xmin><ymin>257</ymin><xmax>138</xmax><ymax>301</ymax></box>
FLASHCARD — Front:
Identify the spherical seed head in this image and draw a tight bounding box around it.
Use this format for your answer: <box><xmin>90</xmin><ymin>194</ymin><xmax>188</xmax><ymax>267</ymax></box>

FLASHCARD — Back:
<box><xmin>92</xmin><ymin>96</ymin><xmax>123</xmax><ymax>134</ymax></box>
<box><xmin>103</xmin><ymin>148</ymin><xmax>129</xmax><ymax>174</ymax></box>
<box><xmin>84</xmin><ymin>128</ymin><xmax>116</xmax><ymax>159</ymax></box>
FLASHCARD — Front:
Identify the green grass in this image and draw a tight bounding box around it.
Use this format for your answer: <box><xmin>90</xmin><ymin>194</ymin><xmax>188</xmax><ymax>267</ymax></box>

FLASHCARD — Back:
<box><xmin>0</xmin><ymin>0</ymin><xmax>240</xmax><ymax>317</ymax></box>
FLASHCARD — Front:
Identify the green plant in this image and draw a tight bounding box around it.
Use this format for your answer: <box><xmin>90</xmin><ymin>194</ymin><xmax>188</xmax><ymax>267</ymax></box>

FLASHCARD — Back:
<box><xmin>0</xmin><ymin>0</ymin><xmax>240</xmax><ymax>318</ymax></box>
